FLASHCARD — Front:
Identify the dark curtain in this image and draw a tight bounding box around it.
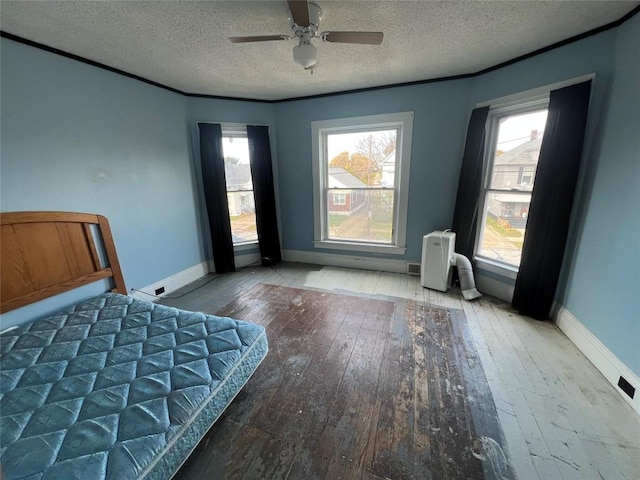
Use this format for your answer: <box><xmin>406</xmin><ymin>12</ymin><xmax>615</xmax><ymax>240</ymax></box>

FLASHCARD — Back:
<box><xmin>198</xmin><ymin>123</ymin><xmax>236</xmax><ymax>273</ymax></box>
<box><xmin>451</xmin><ymin>107</ymin><xmax>490</xmax><ymax>260</ymax></box>
<box><xmin>247</xmin><ymin>125</ymin><xmax>282</xmax><ymax>265</ymax></box>
<box><xmin>512</xmin><ymin>80</ymin><xmax>592</xmax><ymax>319</ymax></box>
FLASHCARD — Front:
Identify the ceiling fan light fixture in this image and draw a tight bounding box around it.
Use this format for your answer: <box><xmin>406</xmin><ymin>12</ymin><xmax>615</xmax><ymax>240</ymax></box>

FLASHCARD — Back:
<box><xmin>292</xmin><ymin>43</ymin><xmax>317</xmax><ymax>68</ymax></box>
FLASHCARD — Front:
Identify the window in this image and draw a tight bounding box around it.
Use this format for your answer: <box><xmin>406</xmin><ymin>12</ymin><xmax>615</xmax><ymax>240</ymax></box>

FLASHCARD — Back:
<box><xmin>476</xmin><ymin>101</ymin><xmax>549</xmax><ymax>267</ymax></box>
<box><xmin>221</xmin><ymin>127</ymin><xmax>258</xmax><ymax>245</ymax></box>
<box><xmin>333</xmin><ymin>193</ymin><xmax>346</xmax><ymax>205</ymax></box>
<box><xmin>312</xmin><ymin>112</ymin><xmax>413</xmax><ymax>254</ymax></box>
<box><xmin>519</xmin><ymin>166</ymin><xmax>535</xmax><ymax>186</ymax></box>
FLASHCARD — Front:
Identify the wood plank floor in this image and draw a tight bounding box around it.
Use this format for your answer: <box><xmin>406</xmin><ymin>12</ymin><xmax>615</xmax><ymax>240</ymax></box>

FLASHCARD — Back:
<box><xmin>161</xmin><ymin>262</ymin><xmax>640</xmax><ymax>480</ymax></box>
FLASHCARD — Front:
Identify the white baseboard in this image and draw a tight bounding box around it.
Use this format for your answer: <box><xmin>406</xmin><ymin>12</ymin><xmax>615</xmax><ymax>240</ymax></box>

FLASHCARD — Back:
<box><xmin>131</xmin><ymin>253</ymin><xmax>262</xmax><ymax>302</ymax></box>
<box><xmin>475</xmin><ymin>273</ymin><xmax>514</xmax><ymax>303</ymax></box>
<box><xmin>236</xmin><ymin>252</ymin><xmax>261</xmax><ymax>269</ymax></box>
<box><xmin>554</xmin><ymin>304</ymin><xmax>640</xmax><ymax>415</ymax></box>
<box><xmin>130</xmin><ymin>262</ymin><xmax>210</xmax><ymax>301</ymax></box>
<box><xmin>283</xmin><ymin>249</ymin><xmax>407</xmax><ymax>274</ymax></box>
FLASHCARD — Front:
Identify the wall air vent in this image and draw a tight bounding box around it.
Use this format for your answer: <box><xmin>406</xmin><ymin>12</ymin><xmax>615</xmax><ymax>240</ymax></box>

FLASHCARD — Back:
<box><xmin>618</xmin><ymin>376</ymin><xmax>635</xmax><ymax>399</ymax></box>
<box><xmin>406</xmin><ymin>262</ymin><xmax>421</xmax><ymax>276</ymax></box>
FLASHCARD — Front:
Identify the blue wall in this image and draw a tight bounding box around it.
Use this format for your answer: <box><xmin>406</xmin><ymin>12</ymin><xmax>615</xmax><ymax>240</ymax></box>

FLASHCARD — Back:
<box><xmin>275</xmin><ymin>80</ymin><xmax>471</xmax><ymax>261</ymax></box>
<box><xmin>0</xmin><ymin>39</ymin><xmax>198</xmax><ymax>325</ymax></box>
<box><xmin>560</xmin><ymin>16</ymin><xmax>640</xmax><ymax>375</ymax></box>
<box><xmin>0</xmin><ymin>39</ymin><xmax>199</xmax><ymax>289</ymax></box>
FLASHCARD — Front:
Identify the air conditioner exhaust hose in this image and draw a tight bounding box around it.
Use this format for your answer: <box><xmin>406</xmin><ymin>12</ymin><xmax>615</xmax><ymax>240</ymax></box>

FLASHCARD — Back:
<box><xmin>452</xmin><ymin>253</ymin><xmax>482</xmax><ymax>300</ymax></box>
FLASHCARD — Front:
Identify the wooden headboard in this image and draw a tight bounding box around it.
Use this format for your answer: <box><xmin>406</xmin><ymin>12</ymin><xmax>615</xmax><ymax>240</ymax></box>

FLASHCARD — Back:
<box><xmin>0</xmin><ymin>211</ymin><xmax>127</xmax><ymax>314</ymax></box>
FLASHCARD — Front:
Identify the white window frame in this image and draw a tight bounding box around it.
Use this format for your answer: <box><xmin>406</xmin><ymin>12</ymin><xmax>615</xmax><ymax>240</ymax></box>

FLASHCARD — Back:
<box><xmin>475</xmin><ymin>97</ymin><xmax>549</xmax><ymax>275</ymax></box>
<box><xmin>221</xmin><ymin>124</ymin><xmax>258</xmax><ymax>250</ymax></box>
<box><xmin>311</xmin><ymin>112</ymin><xmax>413</xmax><ymax>254</ymax></box>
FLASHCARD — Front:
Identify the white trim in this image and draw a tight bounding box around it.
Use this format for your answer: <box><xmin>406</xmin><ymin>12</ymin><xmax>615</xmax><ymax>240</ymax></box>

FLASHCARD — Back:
<box><xmin>311</xmin><ymin>111</ymin><xmax>413</xmax><ymax>253</ymax></box>
<box><xmin>283</xmin><ymin>249</ymin><xmax>407</xmax><ymax>273</ymax></box>
<box><xmin>130</xmin><ymin>252</ymin><xmax>262</xmax><ymax>301</ymax></box>
<box><xmin>207</xmin><ymin>260</ymin><xmax>217</xmax><ymax>273</ymax></box>
<box><xmin>396</xmin><ymin>113</ymin><xmax>413</xmax><ymax>250</ymax></box>
<box><xmin>476</xmin><ymin>73</ymin><xmax>595</xmax><ymax>108</ymax></box>
<box><xmin>313</xmin><ymin>240</ymin><xmax>406</xmax><ymax>255</ymax></box>
<box><xmin>234</xmin><ymin>241</ymin><xmax>258</xmax><ymax>252</ymax></box>
<box><xmin>130</xmin><ymin>261</ymin><xmax>210</xmax><ymax>301</ymax></box>
<box><xmin>235</xmin><ymin>252</ymin><xmax>261</xmax><ymax>269</ymax></box>
<box><xmin>474</xmin><ymin>273</ymin><xmax>514</xmax><ymax>302</ymax></box>
<box><xmin>474</xmin><ymin>257</ymin><xmax>518</xmax><ymax>280</ymax></box>
<box><xmin>554</xmin><ymin>304</ymin><xmax>640</xmax><ymax>416</ymax></box>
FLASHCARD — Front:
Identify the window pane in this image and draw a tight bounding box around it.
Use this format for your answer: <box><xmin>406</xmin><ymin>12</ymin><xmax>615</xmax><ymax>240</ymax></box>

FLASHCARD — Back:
<box><xmin>222</xmin><ymin>136</ymin><xmax>258</xmax><ymax>244</ymax></box>
<box><xmin>477</xmin><ymin>191</ymin><xmax>530</xmax><ymax>266</ymax></box>
<box><xmin>226</xmin><ymin>191</ymin><xmax>257</xmax><ymax>243</ymax></box>
<box><xmin>327</xmin><ymin>189</ymin><xmax>393</xmax><ymax>244</ymax></box>
<box><xmin>326</xmin><ymin>130</ymin><xmax>397</xmax><ymax>188</ymax></box>
<box><xmin>489</xmin><ymin>110</ymin><xmax>547</xmax><ymax>191</ymax></box>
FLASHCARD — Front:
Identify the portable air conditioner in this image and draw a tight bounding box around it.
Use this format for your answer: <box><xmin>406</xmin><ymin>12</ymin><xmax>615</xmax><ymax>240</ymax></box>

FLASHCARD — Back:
<box><xmin>421</xmin><ymin>231</ymin><xmax>456</xmax><ymax>292</ymax></box>
<box><xmin>420</xmin><ymin>231</ymin><xmax>482</xmax><ymax>300</ymax></box>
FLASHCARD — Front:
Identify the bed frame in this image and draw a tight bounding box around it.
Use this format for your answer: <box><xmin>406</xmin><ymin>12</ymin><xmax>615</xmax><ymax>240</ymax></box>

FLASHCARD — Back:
<box><xmin>0</xmin><ymin>211</ymin><xmax>268</xmax><ymax>480</ymax></box>
<box><xmin>0</xmin><ymin>211</ymin><xmax>127</xmax><ymax>314</ymax></box>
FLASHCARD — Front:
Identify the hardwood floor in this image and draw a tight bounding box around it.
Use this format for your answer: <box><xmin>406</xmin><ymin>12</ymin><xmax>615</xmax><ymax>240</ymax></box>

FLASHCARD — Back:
<box><xmin>161</xmin><ymin>262</ymin><xmax>640</xmax><ymax>480</ymax></box>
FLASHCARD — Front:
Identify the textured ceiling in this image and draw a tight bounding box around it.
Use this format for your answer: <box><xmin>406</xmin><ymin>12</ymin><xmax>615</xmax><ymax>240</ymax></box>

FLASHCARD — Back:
<box><xmin>1</xmin><ymin>1</ymin><xmax>637</xmax><ymax>101</ymax></box>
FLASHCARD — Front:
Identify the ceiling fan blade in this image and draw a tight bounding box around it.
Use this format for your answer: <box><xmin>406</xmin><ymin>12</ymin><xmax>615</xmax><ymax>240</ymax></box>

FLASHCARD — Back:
<box><xmin>287</xmin><ymin>0</ymin><xmax>310</xmax><ymax>27</ymax></box>
<box><xmin>322</xmin><ymin>31</ymin><xmax>384</xmax><ymax>45</ymax></box>
<box><xmin>229</xmin><ymin>35</ymin><xmax>289</xmax><ymax>43</ymax></box>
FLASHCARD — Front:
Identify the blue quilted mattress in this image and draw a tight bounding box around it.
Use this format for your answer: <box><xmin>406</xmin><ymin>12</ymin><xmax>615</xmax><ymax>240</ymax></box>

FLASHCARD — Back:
<box><xmin>0</xmin><ymin>293</ymin><xmax>268</xmax><ymax>480</ymax></box>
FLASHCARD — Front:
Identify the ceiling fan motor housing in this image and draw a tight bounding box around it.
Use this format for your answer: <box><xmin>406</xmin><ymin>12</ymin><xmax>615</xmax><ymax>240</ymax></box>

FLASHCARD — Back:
<box><xmin>289</xmin><ymin>3</ymin><xmax>321</xmax><ymax>41</ymax></box>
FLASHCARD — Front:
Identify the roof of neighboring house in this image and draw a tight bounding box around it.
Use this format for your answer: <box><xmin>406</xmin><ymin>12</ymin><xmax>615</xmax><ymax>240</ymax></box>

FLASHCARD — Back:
<box><xmin>225</xmin><ymin>163</ymin><xmax>252</xmax><ymax>190</ymax></box>
<box><xmin>328</xmin><ymin>168</ymin><xmax>366</xmax><ymax>188</ymax></box>
<box><xmin>381</xmin><ymin>150</ymin><xmax>396</xmax><ymax>167</ymax></box>
<box><xmin>495</xmin><ymin>137</ymin><xmax>542</xmax><ymax>165</ymax></box>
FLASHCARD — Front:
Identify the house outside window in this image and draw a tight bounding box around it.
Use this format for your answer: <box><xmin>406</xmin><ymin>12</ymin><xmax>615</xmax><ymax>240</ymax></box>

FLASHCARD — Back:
<box><xmin>312</xmin><ymin>112</ymin><xmax>413</xmax><ymax>254</ymax></box>
<box><xmin>221</xmin><ymin>128</ymin><xmax>258</xmax><ymax>245</ymax></box>
<box><xmin>476</xmin><ymin>101</ymin><xmax>548</xmax><ymax>267</ymax></box>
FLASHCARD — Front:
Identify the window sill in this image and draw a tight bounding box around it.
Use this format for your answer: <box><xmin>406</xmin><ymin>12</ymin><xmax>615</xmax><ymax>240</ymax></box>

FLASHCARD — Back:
<box><xmin>233</xmin><ymin>241</ymin><xmax>258</xmax><ymax>252</ymax></box>
<box><xmin>314</xmin><ymin>240</ymin><xmax>406</xmax><ymax>255</ymax></box>
<box><xmin>474</xmin><ymin>256</ymin><xmax>519</xmax><ymax>280</ymax></box>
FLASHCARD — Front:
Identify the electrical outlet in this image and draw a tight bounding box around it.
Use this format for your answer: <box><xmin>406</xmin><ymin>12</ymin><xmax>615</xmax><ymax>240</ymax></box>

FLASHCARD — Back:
<box><xmin>155</xmin><ymin>287</ymin><xmax>165</xmax><ymax>296</ymax></box>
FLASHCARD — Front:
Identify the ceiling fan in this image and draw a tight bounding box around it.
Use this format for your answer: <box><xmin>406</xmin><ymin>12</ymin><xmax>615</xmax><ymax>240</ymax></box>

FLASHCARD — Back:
<box><xmin>228</xmin><ymin>0</ymin><xmax>384</xmax><ymax>72</ymax></box>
